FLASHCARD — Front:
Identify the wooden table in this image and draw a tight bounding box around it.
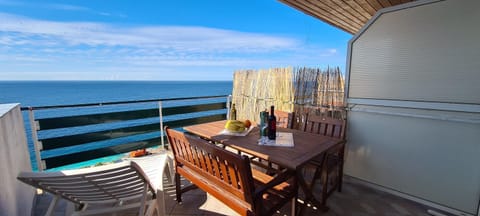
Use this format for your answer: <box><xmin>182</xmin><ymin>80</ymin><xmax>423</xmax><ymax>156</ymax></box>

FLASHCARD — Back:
<box><xmin>184</xmin><ymin>120</ymin><xmax>344</xmax><ymax>212</ymax></box>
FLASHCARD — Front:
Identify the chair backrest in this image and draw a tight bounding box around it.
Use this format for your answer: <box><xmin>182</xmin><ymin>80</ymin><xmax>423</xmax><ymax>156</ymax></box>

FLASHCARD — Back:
<box><xmin>165</xmin><ymin>127</ymin><xmax>256</xmax><ymax>212</ymax></box>
<box><xmin>17</xmin><ymin>161</ymin><xmax>156</xmax><ymax>206</ymax></box>
<box><xmin>300</xmin><ymin>114</ymin><xmax>346</xmax><ymax>139</ymax></box>
<box><xmin>274</xmin><ymin>110</ymin><xmax>294</xmax><ymax>129</ymax></box>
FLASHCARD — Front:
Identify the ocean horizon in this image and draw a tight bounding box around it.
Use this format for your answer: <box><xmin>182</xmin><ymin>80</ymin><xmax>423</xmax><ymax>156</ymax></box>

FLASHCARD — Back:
<box><xmin>0</xmin><ymin>80</ymin><xmax>232</xmax><ymax>107</ymax></box>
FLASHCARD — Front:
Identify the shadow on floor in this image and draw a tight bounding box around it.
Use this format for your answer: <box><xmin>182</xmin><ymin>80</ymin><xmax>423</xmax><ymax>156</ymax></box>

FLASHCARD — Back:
<box><xmin>33</xmin><ymin>174</ymin><xmax>452</xmax><ymax>216</ymax></box>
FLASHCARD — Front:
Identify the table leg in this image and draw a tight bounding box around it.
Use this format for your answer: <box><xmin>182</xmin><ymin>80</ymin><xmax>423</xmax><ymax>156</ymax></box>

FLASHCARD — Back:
<box><xmin>296</xmin><ymin>168</ymin><xmax>329</xmax><ymax>214</ymax></box>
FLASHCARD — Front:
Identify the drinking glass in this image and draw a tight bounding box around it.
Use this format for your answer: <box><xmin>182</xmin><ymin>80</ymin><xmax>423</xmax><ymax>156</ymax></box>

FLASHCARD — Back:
<box><xmin>258</xmin><ymin>125</ymin><xmax>268</xmax><ymax>145</ymax></box>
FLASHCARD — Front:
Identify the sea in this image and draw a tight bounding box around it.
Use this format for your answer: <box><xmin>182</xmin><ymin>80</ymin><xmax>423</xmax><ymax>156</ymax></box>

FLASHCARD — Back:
<box><xmin>0</xmin><ymin>81</ymin><xmax>232</xmax><ymax>170</ymax></box>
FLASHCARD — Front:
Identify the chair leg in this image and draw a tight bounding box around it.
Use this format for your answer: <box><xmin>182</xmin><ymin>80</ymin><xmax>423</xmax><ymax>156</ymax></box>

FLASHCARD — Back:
<box><xmin>45</xmin><ymin>195</ymin><xmax>60</xmax><ymax>216</ymax></box>
<box><xmin>165</xmin><ymin>155</ymin><xmax>175</xmax><ymax>185</ymax></box>
<box><xmin>156</xmin><ymin>189</ymin><xmax>166</xmax><ymax>216</ymax></box>
<box><xmin>321</xmin><ymin>167</ymin><xmax>329</xmax><ymax>207</ymax></box>
<box><xmin>175</xmin><ymin>173</ymin><xmax>182</xmax><ymax>203</ymax></box>
<box><xmin>291</xmin><ymin>195</ymin><xmax>297</xmax><ymax>216</ymax></box>
<box><xmin>310</xmin><ymin>165</ymin><xmax>322</xmax><ymax>190</ymax></box>
<box><xmin>145</xmin><ymin>199</ymin><xmax>158</xmax><ymax>216</ymax></box>
<box><xmin>338</xmin><ymin>161</ymin><xmax>343</xmax><ymax>192</ymax></box>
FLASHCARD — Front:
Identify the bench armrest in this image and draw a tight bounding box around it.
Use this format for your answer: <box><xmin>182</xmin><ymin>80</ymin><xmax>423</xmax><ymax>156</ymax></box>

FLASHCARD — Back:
<box><xmin>253</xmin><ymin>169</ymin><xmax>296</xmax><ymax>199</ymax></box>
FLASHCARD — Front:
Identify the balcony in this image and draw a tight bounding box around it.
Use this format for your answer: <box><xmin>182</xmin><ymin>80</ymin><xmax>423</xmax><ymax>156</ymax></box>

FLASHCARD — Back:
<box><xmin>2</xmin><ymin>0</ymin><xmax>479</xmax><ymax>215</ymax></box>
<box><xmin>1</xmin><ymin>95</ymin><xmax>452</xmax><ymax>216</ymax></box>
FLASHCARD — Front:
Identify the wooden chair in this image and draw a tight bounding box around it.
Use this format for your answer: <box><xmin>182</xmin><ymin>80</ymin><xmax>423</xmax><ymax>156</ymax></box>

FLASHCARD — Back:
<box><xmin>165</xmin><ymin>126</ymin><xmax>297</xmax><ymax>216</ymax></box>
<box><xmin>274</xmin><ymin>110</ymin><xmax>295</xmax><ymax>129</ymax></box>
<box><xmin>18</xmin><ymin>159</ymin><xmax>168</xmax><ymax>216</ymax></box>
<box><xmin>300</xmin><ymin>114</ymin><xmax>346</xmax><ymax>207</ymax></box>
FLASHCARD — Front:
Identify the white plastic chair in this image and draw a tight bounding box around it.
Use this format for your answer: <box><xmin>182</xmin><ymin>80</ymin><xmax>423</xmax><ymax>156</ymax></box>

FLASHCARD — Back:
<box><xmin>124</xmin><ymin>153</ymin><xmax>174</xmax><ymax>216</ymax></box>
<box><xmin>18</xmin><ymin>153</ymin><xmax>173</xmax><ymax>216</ymax></box>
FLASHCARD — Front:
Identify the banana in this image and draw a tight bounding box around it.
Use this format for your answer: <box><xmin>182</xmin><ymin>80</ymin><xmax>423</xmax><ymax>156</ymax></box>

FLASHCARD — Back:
<box><xmin>225</xmin><ymin>120</ymin><xmax>246</xmax><ymax>132</ymax></box>
<box><xmin>233</xmin><ymin>126</ymin><xmax>246</xmax><ymax>132</ymax></box>
<box><xmin>226</xmin><ymin>120</ymin><xmax>244</xmax><ymax>125</ymax></box>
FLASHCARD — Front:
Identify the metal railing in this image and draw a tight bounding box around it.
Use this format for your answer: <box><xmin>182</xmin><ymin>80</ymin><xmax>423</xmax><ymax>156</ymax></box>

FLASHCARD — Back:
<box><xmin>23</xmin><ymin>95</ymin><xmax>229</xmax><ymax>171</ymax></box>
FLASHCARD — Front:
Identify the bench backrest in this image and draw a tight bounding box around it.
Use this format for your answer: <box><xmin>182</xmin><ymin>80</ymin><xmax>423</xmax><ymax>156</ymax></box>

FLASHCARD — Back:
<box><xmin>165</xmin><ymin>127</ymin><xmax>256</xmax><ymax>213</ymax></box>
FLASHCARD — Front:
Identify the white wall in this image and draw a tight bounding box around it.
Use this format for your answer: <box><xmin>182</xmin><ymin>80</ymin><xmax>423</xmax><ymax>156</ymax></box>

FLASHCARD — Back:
<box><xmin>348</xmin><ymin>0</ymin><xmax>480</xmax><ymax>104</ymax></box>
<box><xmin>345</xmin><ymin>106</ymin><xmax>480</xmax><ymax>214</ymax></box>
<box><xmin>0</xmin><ymin>104</ymin><xmax>34</xmax><ymax>216</ymax></box>
<box><xmin>345</xmin><ymin>0</ymin><xmax>480</xmax><ymax>215</ymax></box>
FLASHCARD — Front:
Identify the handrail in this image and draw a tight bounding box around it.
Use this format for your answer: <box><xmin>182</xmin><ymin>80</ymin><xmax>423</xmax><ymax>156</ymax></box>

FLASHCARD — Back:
<box><xmin>20</xmin><ymin>95</ymin><xmax>229</xmax><ymax>111</ymax></box>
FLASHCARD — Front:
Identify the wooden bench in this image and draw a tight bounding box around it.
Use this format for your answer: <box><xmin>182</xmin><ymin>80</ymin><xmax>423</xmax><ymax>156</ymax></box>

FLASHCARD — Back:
<box><xmin>165</xmin><ymin>127</ymin><xmax>297</xmax><ymax>216</ymax></box>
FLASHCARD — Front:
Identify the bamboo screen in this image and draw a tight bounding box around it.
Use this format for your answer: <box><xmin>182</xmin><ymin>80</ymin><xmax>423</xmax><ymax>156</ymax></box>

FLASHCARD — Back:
<box><xmin>232</xmin><ymin>67</ymin><xmax>345</xmax><ymax>126</ymax></box>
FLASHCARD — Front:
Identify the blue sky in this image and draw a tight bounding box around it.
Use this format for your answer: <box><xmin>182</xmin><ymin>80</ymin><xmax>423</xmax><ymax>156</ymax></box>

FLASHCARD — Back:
<box><xmin>0</xmin><ymin>0</ymin><xmax>352</xmax><ymax>80</ymax></box>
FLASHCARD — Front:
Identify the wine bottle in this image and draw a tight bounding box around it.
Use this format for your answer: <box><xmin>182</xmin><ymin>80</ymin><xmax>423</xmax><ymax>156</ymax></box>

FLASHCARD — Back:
<box><xmin>268</xmin><ymin>105</ymin><xmax>276</xmax><ymax>140</ymax></box>
<box><xmin>229</xmin><ymin>103</ymin><xmax>237</xmax><ymax>120</ymax></box>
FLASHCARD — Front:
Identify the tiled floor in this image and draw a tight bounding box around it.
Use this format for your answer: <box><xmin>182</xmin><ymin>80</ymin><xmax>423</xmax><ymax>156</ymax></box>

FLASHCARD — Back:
<box><xmin>33</xmin><ymin>174</ymin><xmax>452</xmax><ymax>216</ymax></box>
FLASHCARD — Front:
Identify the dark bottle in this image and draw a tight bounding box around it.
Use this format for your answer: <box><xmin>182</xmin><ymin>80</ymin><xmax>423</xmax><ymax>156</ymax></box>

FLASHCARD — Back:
<box><xmin>229</xmin><ymin>103</ymin><xmax>237</xmax><ymax>120</ymax></box>
<box><xmin>268</xmin><ymin>105</ymin><xmax>276</xmax><ymax>140</ymax></box>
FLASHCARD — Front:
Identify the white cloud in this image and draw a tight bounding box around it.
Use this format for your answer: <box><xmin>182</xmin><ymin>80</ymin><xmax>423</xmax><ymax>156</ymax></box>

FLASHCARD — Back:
<box><xmin>319</xmin><ymin>48</ymin><xmax>338</xmax><ymax>57</ymax></box>
<box><xmin>46</xmin><ymin>3</ymin><xmax>90</xmax><ymax>11</ymax></box>
<box><xmin>0</xmin><ymin>13</ymin><xmax>298</xmax><ymax>52</ymax></box>
<box><xmin>0</xmin><ymin>1</ymin><xmax>125</xmax><ymax>18</ymax></box>
<box><xmin>0</xmin><ymin>12</ymin><xmax>347</xmax><ymax>80</ymax></box>
<box><xmin>327</xmin><ymin>48</ymin><xmax>337</xmax><ymax>54</ymax></box>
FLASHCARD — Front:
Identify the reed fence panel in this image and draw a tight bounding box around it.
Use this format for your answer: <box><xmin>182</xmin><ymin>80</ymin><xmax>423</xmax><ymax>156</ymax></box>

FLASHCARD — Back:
<box><xmin>232</xmin><ymin>67</ymin><xmax>345</xmax><ymax>127</ymax></box>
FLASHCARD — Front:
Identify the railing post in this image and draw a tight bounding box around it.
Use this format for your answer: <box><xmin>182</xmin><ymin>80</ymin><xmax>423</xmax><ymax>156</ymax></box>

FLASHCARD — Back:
<box><xmin>28</xmin><ymin>107</ymin><xmax>44</xmax><ymax>171</ymax></box>
<box><xmin>227</xmin><ymin>95</ymin><xmax>232</xmax><ymax>120</ymax></box>
<box><xmin>158</xmin><ymin>101</ymin><xmax>166</xmax><ymax>149</ymax></box>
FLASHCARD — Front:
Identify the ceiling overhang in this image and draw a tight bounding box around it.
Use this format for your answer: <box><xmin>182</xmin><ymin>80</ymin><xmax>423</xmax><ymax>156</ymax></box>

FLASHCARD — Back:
<box><xmin>278</xmin><ymin>0</ymin><xmax>416</xmax><ymax>34</ymax></box>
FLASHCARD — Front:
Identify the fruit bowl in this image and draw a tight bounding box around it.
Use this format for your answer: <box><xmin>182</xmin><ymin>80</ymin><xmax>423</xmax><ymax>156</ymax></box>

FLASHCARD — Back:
<box><xmin>221</xmin><ymin>120</ymin><xmax>254</xmax><ymax>136</ymax></box>
<box><xmin>220</xmin><ymin>125</ymin><xmax>254</xmax><ymax>136</ymax></box>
